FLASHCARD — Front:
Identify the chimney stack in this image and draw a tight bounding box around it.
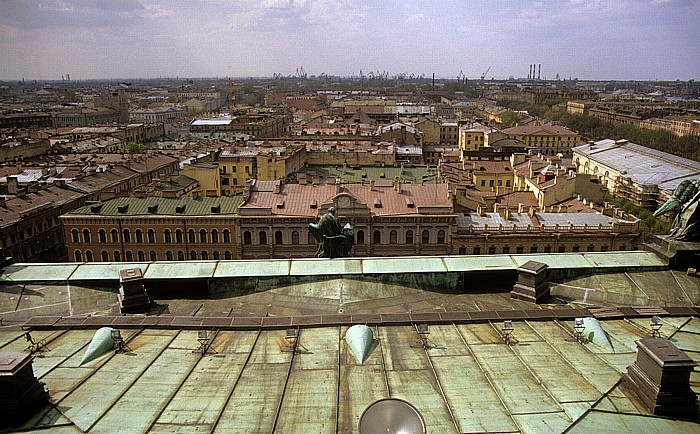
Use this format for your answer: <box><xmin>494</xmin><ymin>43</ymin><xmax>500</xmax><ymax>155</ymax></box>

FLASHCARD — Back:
<box><xmin>7</xmin><ymin>176</ymin><xmax>19</xmax><ymax>195</ymax></box>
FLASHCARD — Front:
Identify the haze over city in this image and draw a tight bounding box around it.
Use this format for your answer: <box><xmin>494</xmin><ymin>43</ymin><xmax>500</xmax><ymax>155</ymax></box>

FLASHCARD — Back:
<box><xmin>1</xmin><ymin>0</ymin><xmax>699</xmax><ymax>81</ymax></box>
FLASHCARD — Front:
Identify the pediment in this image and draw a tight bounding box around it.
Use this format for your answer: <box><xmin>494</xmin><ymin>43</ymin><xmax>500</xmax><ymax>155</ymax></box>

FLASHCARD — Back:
<box><xmin>320</xmin><ymin>192</ymin><xmax>371</xmax><ymax>216</ymax></box>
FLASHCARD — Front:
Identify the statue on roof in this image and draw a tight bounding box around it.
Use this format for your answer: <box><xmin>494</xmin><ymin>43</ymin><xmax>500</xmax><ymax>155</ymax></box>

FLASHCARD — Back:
<box><xmin>653</xmin><ymin>179</ymin><xmax>700</xmax><ymax>242</ymax></box>
<box><xmin>308</xmin><ymin>207</ymin><xmax>354</xmax><ymax>258</ymax></box>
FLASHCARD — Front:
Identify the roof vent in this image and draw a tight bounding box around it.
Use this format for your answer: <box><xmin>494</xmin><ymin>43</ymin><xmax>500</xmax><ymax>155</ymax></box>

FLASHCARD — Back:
<box><xmin>117</xmin><ymin>205</ymin><xmax>128</xmax><ymax>214</ymax></box>
<box><xmin>405</xmin><ymin>197</ymin><xmax>415</xmax><ymax>208</ymax></box>
<box><xmin>276</xmin><ymin>200</ymin><xmax>285</xmax><ymax>209</ymax></box>
<box><xmin>147</xmin><ymin>204</ymin><xmax>158</xmax><ymax>213</ymax></box>
<box><xmin>374</xmin><ymin>198</ymin><xmax>382</xmax><ymax>208</ymax></box>
<box><xmin>310</xmin><ymin>200</ymin><xmax>318</xmax><ymax>209</ymax></box>
<box><xmin>211</xmin><ymin>204</ymin><xmax>220</xmax><ymax>213</ymax></box>
<box><xmin>90</xmin><ymin>204</ymin><xmax>103</xmax><ymax>213</ymax></box>
<box><xmin>176</xmin><ymin>205</ymin><xmax>186</xmax><ymax>214</ymax></box>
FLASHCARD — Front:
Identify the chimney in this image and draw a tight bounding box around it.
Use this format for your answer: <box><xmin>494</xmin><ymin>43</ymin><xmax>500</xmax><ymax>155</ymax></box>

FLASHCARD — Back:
<box><xmin>0</xmin><ymin>196</ymin><xmax>5</xmax><ymax>207</ymax></box>
<box><xmin>7</xmin><ymin>176</ymin><xmax>18</xmax><ymax>195</ymax></box>
<box><xmin>517</xmin><ymin>203</ymin><xmax>524</xmax><ymax>213</ymax></box>
<box><xmin>15</xmin><ymin>162</ymin><xmax>22</xmax><ymax>174</ymax></box>
<box><xmin>273</xmin><ymin>180</ymin><xmax>282</xmax><ymax>194</ymax></box>
<box><xmin>335</xmin><ymin>177</ymin><xmax>342</xmax><ymax>194</ymax></box>
<box><xmin>393</xmin><ymin>176</ymin><xmax>402</xmax><ymax>193</ymax></box>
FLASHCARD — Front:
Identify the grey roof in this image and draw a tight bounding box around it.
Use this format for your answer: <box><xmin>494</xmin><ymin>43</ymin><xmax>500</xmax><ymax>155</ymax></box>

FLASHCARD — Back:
<box><xmin>536</xmin><ymin>212</ymin><xmax>624</xmax><ymax>227</ymax></box>
<box><xmin>460</xmin><ymin>212</ymin><xmax>534</xmax><ymax>228</ymax></box>
<box><xmin>574</xmin><ymin>139</ymin><xmax>700</xmax><ymax>193</ymax></box>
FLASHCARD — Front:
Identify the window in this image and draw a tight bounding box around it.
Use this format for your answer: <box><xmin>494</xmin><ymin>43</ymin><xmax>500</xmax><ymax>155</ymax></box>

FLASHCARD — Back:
<box><xmin>202</xmin><ymin>251</ymin><xmax>209</xmax><ymax>260</ymax></box>
<box><xmin>389</xmin><ymin>230</ymin><xmax>397</xmax><ymax>244</ymax></box>
<box><xmin>150</xmin><ymin>251</ymin><xmax>157</xmax><ymax>261</ymax></box>
<box><xmin>176</xmin><ymin>229</ymin><xmax>183</xmax><ymax>243</ymax></box>
<box><xmin>506</xmin><ymin>180</ymin><xmax>511</xmax><ymax>187</ymax></box>
<box><xmin>480</xmin><ymin>180</ymin><xmax>486</xmax><ymax>187</ymax></box>
<box><xmin>308</xmin><ymin>231</ymin><xmax>315</xmax><ymax>244</ymax></box>
<box><xmin>373</xmin><ymin>230</ymin><xmax>381</xmax><ymax>244</ymax></box>
<box><xmin>497</xmin><ymin>180</ymin><xmax>502</xmax><ymax>186</ymax></box>
<box><xmin>422</xmin><ymin>230</ymin><xmax>429</xmax><ymax>244</ymax></box>
<box><xmin>224</xmin><ymin>251</ymin><xmax>232</xmax><ymax>260</ymax></box>
<box><xmin>200</xmin><ymin>229</ymin><xmax>207</xmax><ymax>243</ymax></box>
<box><xmin>558</xmin><ymin>246</ymin><xmax>566</xmax><ymax>253</ymax></box>
<box><xmin>502</xmin><ymin>246</ymin><xmax>510</xmax><ymax>254</ymax></box>
<box><xmin>211</xmin><ymin>229</ymin><xmax>219</xmax><ymax>243</ymax></box>
<box><xmin>114</xmin><ymin>250</ymin><xmax>121</xmax><ymax>262</ymax></box>
<box><xmin>437</xmin><ymin>230</ymin><xmax>445</xmax><ymax>244</ymax></box>
<box><xmin>619</xmin><ymin>245</ymin><xmax>626</xmax><ymax>251</ymax></box>
<box><xmin>516</xmin><ymin>246</ymin><xmax>524</xmax><ymax>254</ymax></box>
<box><xmin>259</xmin><ymin>231</ymin><xmax>267</xmax><ymax>244</ymax></box>
<box><xmin>459</xmin><ymin>247</ymin><xmax>466</xmax><ymax>255</ymax></box>
<box><xmin>587</xmin><ymin>245</ymin><xmax>595</xmax><ymax>252</ymax></box>
<box><xmin>136</xmin><ymin>229</ymin><xmax>143</xmax><ymax>243</ymax></box>
<box><xmin>177</xmin><ymin>251</ymin><xmax>185</xmax><ymax>261</ymax></box>
<box><xmin>166</xmin><ymin>251</ymin><xmax>173</xmax><ymax>261</ymax></box>
<box><xmin>123</xmin><ymin>229</ymin><xmax>131</xmax><ymax>243</ymax></box>
<box><xmin>600</xmin><ymin>245</ymin><xmax>608</xmax><ymax>252</ymax></box>
<box><xmin>405</xmin><ymin>230</ymin><xmax>413</xmax><ymax>244</ymax></box>
<box><xmin>488</xmin><ymin>247</ymin><xmax>496</xmax><ymax>254</ymax></box>
<box><xmin>71</xmin><ymin>229</ymin><xmax>79</xmax><ymax>243</ymax></box>
<box><xmin>473</xmin><ymin>247</ymin><xmax>481</xmax><ymax>255</ymax></box>
<box><xmin>188</xmin><ymin>229</ymin><xmax>195</xmax><ymax>243</ymax></box>
<box><xmin>101</xmin><ymin>250</ymin><xmax>109</xmax><ymax>261</ymax></box>
<box><xmin>213</xmin><ymin>251</ymin><xmax>220</xmax><ymax>260</ymax></box>
<box><xmin>572</xmin><ymin>245</ymin><xmax>580</xmax><ymax>252</ymax></box>
<box><xmin>292</xmin><ymin>231</ymin><xmax>299</xmax><ymax>245</ymax></box>
<box><xmin>86</xmin><ymin>250</ymin><xmax>93</xmax><ymax>262</ymax></box>
<box><xmin>489</xmin><ymin>180</ymin><xmax>494</xmax><ymax>187</ymax></box>
<box><xmin>147</xmin><ymin>229</ymin><xmax>155</xmax><ymax>243</ymax></box>
<box><xmin>190</xmin><ymin>250</ymin><xmax>197</xmax><ymax>260</ymax></box>
<box><xmin>125</xmin><ymin>251</ymin><xmax>133</xmax><ymax>261</ymax></box>
<box><xmin>275</xmin><ymin>230</ymin><xmax>283</xmax><ymax>245</ymax></box>
<box><xmin>111</xmin><ymin>229</ymin><xmax>119</xmax><ymax>243</ymax></box>
<box><xmin>544</xmin><ymin>246</ymin><xmax>552</xmax><ymax>253</ymax></box>
<box><xmin>530</xmin><ymin>246</ymin><xmax>538</xmax><ymax>253</ymax></box>
<box><xmin>164</xmin><ymin>229</ymin><xmax>172</xmax><ymax>243</ymax></box>
<box><xmin>243</xmin><ymin>231</ymin><xmax>252</xmax><ymax>245</ymax></box>
<box><xmin>138</xmin><ymin>251</ymin><xmax>145</xmax><ymax>261</ymax></box>
<box><xmin>74</xmin><ymin>250</ymin><xmax>82</xmax><ymax>262</ymax></box>
<box><xmin>356</xmin><ymin>230</ymin><xmax>365</xmax><ymax>244</ymax></box>
<box><xmin>83</xmin><ymin>229</ymin><xmax>91</xmax><ymax>243</ymax></box>
<box><xmin>223</xmin><ymin>229</ymin><xmax>231</xmax><ymax>243</ymax></box>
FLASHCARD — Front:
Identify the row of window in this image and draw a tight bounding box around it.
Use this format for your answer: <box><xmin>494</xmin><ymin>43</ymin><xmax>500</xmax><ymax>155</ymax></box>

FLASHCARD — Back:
<box><xmin>480</xmin><ymin>179</ymin><xmax>512</xmax><ymax>188</ymax></box>
<box><xmin>74</xmin><ymin>250</ymin><xmax>234</xmax><ymax>262</ymax></box>
<box><xmin>71</xmin><ymin>228</ymin><xmax>231</xmax><ymax>244</ymax></box>
<box><xmin>460</xmin><ymin>244</ymin><xmax>625</xmax><ymax>255</ymax></box>
<box><xmin>241</xmin><ymin>229</ymin><xmax>447</xmax><ymax>245</ymax></box>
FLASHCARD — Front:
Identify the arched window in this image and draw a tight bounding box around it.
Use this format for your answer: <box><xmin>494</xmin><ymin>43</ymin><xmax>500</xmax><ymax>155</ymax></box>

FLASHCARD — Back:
<box><xmin>166</xmin><ymin>251</ymin><xmax>173</xmax><ymax>261</ymax></box>
<box><xmin>213</xmin><ymin>251</ymin><xmax>220</xmax><ymax>260</ymax></box>
<box><xmin>138</xmin><ymin>250</ymin><xmax>145</xmax><ymax>261</ymax></box>
<box><xmin>211</xmin><ymin>229</ymin><xmax>219</xmax><ymax>243</ymax></box>
<box><xmin>114</xmin><ymin>250</ymin><xmax>121</xmax><ymax>261</ymax></box>
<box><xmin>224</xmin><ymin>251</ymin><xmax>232</xmax><ymax>260</ymax></box>
<box><xmin>437</xmin><ymin>230</ymin><xmax>445</xmax><ymax>244</ymax></box>
<box><xmin>308</xmin><ymin>231</ymin><xmax>315</xmax><ymax>244</ymax></box>
<box><xmin>98</xmin><ymin>229</ymin><xmax>106</xmax><ymax>243</ymax></box>
<box><xmin>86</xmin><ymin>250</ymin><xmax>93</xmax><ymax>262</ymax></box>
<box><xmin>190</xmin><ymin>250</ymin><xmax>197</xmax><ymax>260</ymax></box>
<box><xmin>188</xmin><ymin>229</ymin><xmax>195</xmax><ymax>243</ymax></box>
<box><xmin>176</xmin><ymin>229</ymin><xmax>183</xmax><ymax>243</ymax></box>
<box><xmin>243</xmin><ymin>231</ymin><xmax>252</xmax><ymax>245</ymax></box>
<box><xmin>125</xmin><ymin>251</ymin><xmax>133</xmax><ymax>261</ymax></box>
<box><xmin>389</xmin><ymin>230</ymin><xmax>397</xmax><ymax>244</ymax></box>
<box><xmin>275</xmin><ymin>230</ymin><xmax>283</xmax><ymax>244</ymax></box>
<box><xmin>74</xmin><ymin>250</ymin><xmax>82</xmax><ymax>262</ymax></box>
<box><xmin>291</xmin><ymin>231</ymin><xmax>299</xmax><ymax>245</ymax></box>
<box><xmin>111</xmin><ymin>229</ymin><xmax>119</xmax><ymax>243</ymax></box>
<box><xmin>147</xmin><ymin>229</ymin><xmax>155</xmax><ymax>243</ymax></box>
<box><xmin>164</xmin><ymin>229</ymin><xmax>172</xmax><ymax>243</ymax></box>
<box><xmin>83</xmin><ymin>229</ymin><xmax>91</xmax><ymax>243</ymax></box>
<box><xmin>177</xmin><ymin>251</ymin><xmax>184</xmax><ymax>261</ymax></box>
<box><xmin>421</xmin><ymin>230</ymin><xmax>429</xmax><ymax>244</ymax></box>
<box><xmin>71</xmin><ymin>229</ymin><xmax>79</xmax><ymax>243</ymax></box>
<box><xmin>149</xmin><ymin>251</ymin><xmax>157</xmax><ymax>261</ymax></box>
<box><xmin>405</xmin><ymin>230</ymin><xmax>413</xmax><ymax>244</ymax></box>
<box><xmin>136</xmin><ymin>229</ymin><xmax>143</xmax><ymax>243</ymax></box>
<box><xmin>123</xmin><ymin>229</ymin><xmax>131</xmax><ymax>243</ymax></box>
<box><xmin>101</xmin><ymin>250</ymin><xmax>109</xmax><ymax>262</ymax></box>
<box><xmin>223</xmin><ymin>229</ymin><xmax>231</xmax><ymax>243</ymax></box>
<box><xmin>357</xmin><ymin>230</ymin><xmax>365</xmax><ymax>244</ymax></box>
<box><xmin>199</xmin><ymin>229</ymin><xmax>207</xmax><ymax>243</ymax></box>
<box><xmin>373</xmin><ymin>230</ymin><xmax>381</xmax><ymax>244</ymax></box>
<box><xmin>259</xmin><ymin>231</ymin><xmax>267</xmax><ymax>245</ymax></box>
<box><xmin>202</xmin><ymin>251</ymin><xmax>209</xmax><ymax>260</ymax></box>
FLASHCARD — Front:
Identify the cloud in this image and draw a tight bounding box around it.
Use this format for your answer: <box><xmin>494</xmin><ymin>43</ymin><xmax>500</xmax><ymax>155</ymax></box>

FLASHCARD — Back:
<box><xmin>406</xmin><ymin>13</ymin><xmax>424</xmax><ymax>24</ymax></box>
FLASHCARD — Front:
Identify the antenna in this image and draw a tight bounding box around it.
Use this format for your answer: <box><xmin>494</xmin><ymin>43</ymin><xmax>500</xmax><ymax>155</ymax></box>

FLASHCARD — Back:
<box><xmin>359</xmin><ymin>398</ymin><xmax>426</xmax><ymax>434</ymax></box>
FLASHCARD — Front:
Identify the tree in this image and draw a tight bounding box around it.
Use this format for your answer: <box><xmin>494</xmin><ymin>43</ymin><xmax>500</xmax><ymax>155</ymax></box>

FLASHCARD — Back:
<box><xmin>500</xmin><ymin>111</ymin><xmax>520</xmax><ymax>127</ymax></box>
<box><xmin>123</xmin><ymin>142</ymin><xmax>144</xmax><ymax>153</ymax></box>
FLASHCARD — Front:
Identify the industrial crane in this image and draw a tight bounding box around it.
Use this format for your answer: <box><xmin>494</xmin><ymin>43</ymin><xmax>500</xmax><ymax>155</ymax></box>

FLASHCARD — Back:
<box><xmin>480</xmin><ymin>66</ymin><xmax>491</xmax><ymax>80</ymax></box>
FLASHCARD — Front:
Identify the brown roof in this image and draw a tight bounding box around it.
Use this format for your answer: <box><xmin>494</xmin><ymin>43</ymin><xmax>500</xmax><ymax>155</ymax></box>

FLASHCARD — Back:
<box><xmin>0</xmin><ymin>186</ymin><xmax>82</xmax><ymax>230</ymax></box>
<box><xmin>241</xmin><ymin>181</ymin><xmax>453</xmax><ymax>217</ymax></box>
<box><xmin>496</xmin><ymin>191</ymin><xmax>538</xmax><ymax>208</ymax></box>
<box><xmin>467</xmin><ymin>160</ymin><xmax>513</xmax><ymax>175</ymax></box>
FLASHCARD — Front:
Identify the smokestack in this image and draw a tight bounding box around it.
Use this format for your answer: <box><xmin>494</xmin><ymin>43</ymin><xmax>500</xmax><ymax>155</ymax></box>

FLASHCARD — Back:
<box><xmin>528</xmin><ymin>65</ymin><xmax>531</xmax><ymax>79</ymax></box>
<box><xmin>432</xmin><ymin>72</ymin><xmax>435</xmax><ymax>90</ymax></box>
<box><xmin>538</xmin><ymin>64</ymin><xmax>541</xmax><ymax>80</ymax></box>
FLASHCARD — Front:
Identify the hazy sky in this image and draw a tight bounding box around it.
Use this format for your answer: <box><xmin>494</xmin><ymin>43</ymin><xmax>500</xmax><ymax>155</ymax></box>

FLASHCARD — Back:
<box><xmin>1</xmin><ymin>0</ymin><xmax>698</xmax><ymax>81</ymax></box>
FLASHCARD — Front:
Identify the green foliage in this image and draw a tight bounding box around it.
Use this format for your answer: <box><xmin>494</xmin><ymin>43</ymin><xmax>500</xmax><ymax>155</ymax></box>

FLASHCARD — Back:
<box><xmin>500</xmin><ymin>111</ymin><xmax>520</xmax><ymax>127</ymax></box>
<box><xmin>123</xmin><ymin>142</ymin><xmax>145</xmax><ymax>153</ymax></box>
<box><xmin>604</xmin><ymin>193</ymin><xmax>672</xmax><ymax>241</ymax></box>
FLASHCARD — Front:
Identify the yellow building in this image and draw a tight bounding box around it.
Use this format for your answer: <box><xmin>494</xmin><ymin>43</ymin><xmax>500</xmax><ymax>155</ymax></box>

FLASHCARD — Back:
<box><xmin>183</xmin><ymin>162</ymin><xmax>220</xmax><ymax>197</ymax></box>
<box><xmin>414</xmin><ymin>118</ymin><xmax>441</xmax><ymax>145</ymax></box>
<box><xmin>500</xmin><ymin>125</ymin><xmax>580</xmax><ymax>156</ymax></box>
<box><xmin>468</xmin><ymin>160</ymin><xmax>514</xmax><ymax>193</ymax></box>
<box><xmin>218</xmin><ymin>144</ymin><xmax>306</xmax><ymax>195</ymax></box>
<box><xmin>458</xmin><ymin>123</ymin><xmax>491</xmax><ymax>152</ymax></box>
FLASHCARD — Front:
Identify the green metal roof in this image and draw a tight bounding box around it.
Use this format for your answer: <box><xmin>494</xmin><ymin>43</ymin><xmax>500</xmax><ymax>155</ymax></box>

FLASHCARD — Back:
<box><xmin>66</xmin><ymin>195</ymin><xmax>243</xmax><ymax>216</ymax></box>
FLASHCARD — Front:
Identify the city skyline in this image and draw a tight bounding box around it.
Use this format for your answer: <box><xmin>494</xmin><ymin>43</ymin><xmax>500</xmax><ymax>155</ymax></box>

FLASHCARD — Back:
<box><xmin>1</xmin><ymin>0</ymin><xmax>699</xmax><ymax>82</ymax></box>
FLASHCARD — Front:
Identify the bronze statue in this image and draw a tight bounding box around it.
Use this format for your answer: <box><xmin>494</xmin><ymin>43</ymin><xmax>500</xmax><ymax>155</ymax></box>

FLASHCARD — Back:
<box><xmin>654</xmin><ymin>179</ymin><xmax>700</xmax><ymax>242</ymax></box>
<box><xmin>308</xmin><ymin>207</ymin><xmax>354</xmax><ymax>258</ymax></box>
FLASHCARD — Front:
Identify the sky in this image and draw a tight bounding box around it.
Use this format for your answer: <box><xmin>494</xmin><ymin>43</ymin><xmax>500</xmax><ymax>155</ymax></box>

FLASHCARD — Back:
<box><xmin>0</xmin><ymin>0</ymin><xmax>698</xmax><ymax>81</ymax></box>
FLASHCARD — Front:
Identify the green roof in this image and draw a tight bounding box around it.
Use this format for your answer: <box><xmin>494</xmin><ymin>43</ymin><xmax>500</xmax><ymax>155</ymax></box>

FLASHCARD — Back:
<box><xmin>66</xmin><ymin>195</ymin><xmax>244</xmax><ymax>216</ymax></box>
